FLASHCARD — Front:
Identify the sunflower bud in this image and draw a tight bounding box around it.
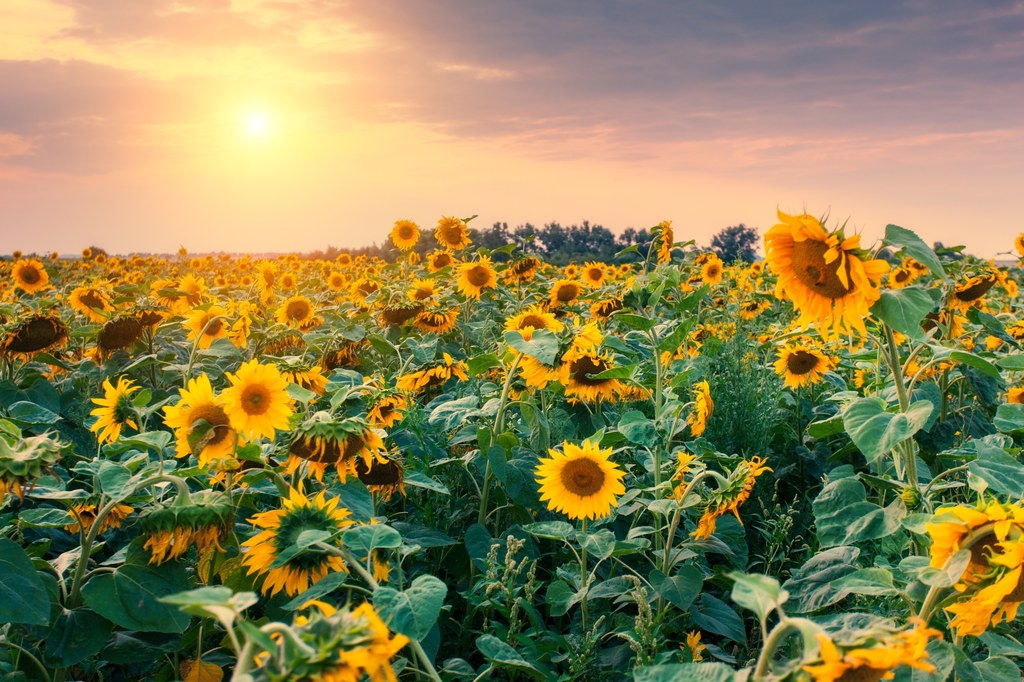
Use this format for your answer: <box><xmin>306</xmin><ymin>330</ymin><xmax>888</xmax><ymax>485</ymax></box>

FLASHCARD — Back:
<box><xmin>900</xmin><ymin>487</ymin><xmax>922</xmax><ymax>511</ymax></box>
<box><xmin>0</xmin><ymin>429</ymin><xmax>66</xmax><ymax>503</ymax></box>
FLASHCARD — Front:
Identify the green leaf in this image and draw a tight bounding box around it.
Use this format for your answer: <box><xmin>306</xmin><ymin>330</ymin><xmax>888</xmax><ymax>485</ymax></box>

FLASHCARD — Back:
<box><xmin>650</xmin><ymin>566</ymin><xmax>703</xmax><ymax>611</ymax></box>
<box><xmin>7</xmin><ymin>400</ymin><xmax>61</xmax><ymax>425</ymax></box>
<box><xmin>613</xmin><ymin>313</ymin><xmax>657</xmax><ymax>331</ymax></box>
<box><xmin>0</xmin><ymin>538</ymin><xmax>51</xmax><ymax>625</ymax></box>
<box><xmin>504</xmin><ymin>329</ymin><xmax>560</xmax><ymax>365</ymax></box>
<box><xmin>373</xmin><ymin>574</ymin><xmax>447</xmax><ymax>641</ymax></box>
<box><xmin>841</xmin><ymin>396</ymin><xmax>932</xmax><ymax>463</ymax></box>
<box><xmin>286</xmin><ymin>383</ymin><xmax>317</xmax><ymax>403</ymax></box>
<box><xmin>813</xmin><ymin>476</ymin><xmax>906</xmax><ymax>547</ymax></box>
<box><xmin>82</xmin><ymin>562</ymin><xmax>192</xmax><ymax>633</ymax></box>
<box><xmin>871</xmin><ymin>287</ymin><xmax>937</xmax><ymax>337</ymax></box>
<box><xmin>729</xmin><ymin>572</ymin><xmax>788</xmax><ymax>622</ymax></box>
<box><xmin>691</xmin><ymin>593</ymin><xmax>746</xmax><ymax>644</ymax></box>
<box><xmin>476</xmin><ymin>635</ymin><xmax>544</xmax><ymax>679</ymax></box>
<box><xmin>467</xmin><ymin>353</ymin><xmax>502</xmax><ymax>376</ymax></box>
<box><xmin>976</xmin><ymin>656</ymin><xmax>1020</xmax><ymax>682</ymax></box>
<box><xmin>994</xmin><ymin>403</ymin><xmax>1024</xmax><ymax>434</ymax></box>
<box><xmin>782</xmin><ymin>546</ymin><xmax>860</xmax><ymax>613</ymax></box>
<box><xmin>581</xmin><ymin>529</ymin><xmax>617</xmax><ymax>562</ymax></box>
<box><xmin>807</xmin><ymin>413</ymin><xmax>845</xmax><ymax>438</ymax></box>
<box><xmin>343</xmin><ymin>524</ymin><xmax>402</xmax><ymax>553</ymax></box>
<box><xmin>618</xmin><ymin>410</ymin><xmax>657</xmax><ymax>446</ymax></box>
<box><xmin>884</xmin><ymin>224</ymin><xmax>948</xmax><ymax>281</ymax></box>
<box><xmin>96</xmin><ymin>461</ymin><xmax>133</xmax><ymax>500</ymax></box>
<box><xmin>403</xmin><ymin>470</ymin><xmax>450</xmax><ymax>495</ymax></box>
<box><xmin>545</xmin><ymin>579</ymin><xmax>582</xmax><ymax>617</ymax></box>
<box><xmin>968</xmin><ymin>443</ymin><xmax>1024</xmax><ymax>498</ymax></box>
<box><xmin>45</xmin><ymin>608</ymin><xmax>113</xmax><ymax>666</ymax></box>
<box><xmin>522</xmin><ymin>521</ymin><xmax>575</xmax><ymax>540</ymax></box>
<box><xmin>929</xmin><ymin>348</ymin><xmax>1001</xmax><ymax>380</ymax></box>
<box><xmin>996</xmin><ymin>355</ymin><xmax>1024</xmax><ymax>372</ymax></box>
<box><xmin>159</xmin><ymin>586</ymin><xmax>258</xmax><ymax>630</ymax></box>
<box><xmin>830</xmin><ymin>568</ymin><xmax>897</xmax><ymax>596</ymax></box>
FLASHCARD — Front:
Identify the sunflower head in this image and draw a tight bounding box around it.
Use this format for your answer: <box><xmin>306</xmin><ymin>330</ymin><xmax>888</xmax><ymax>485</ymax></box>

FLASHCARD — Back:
<box><xmin>89</xmin><ymin>376</ymin><xmax>141</xmax><ymax>444</ymax></box>
<box><xmin>434</xmin><ymin>216</ymin><xmax>472</xmax><ymax>250</ymax></box>
<box><xmin>414</xmin><ymin>308</ymin><xmax>459</xmax><ymax>333</ymax></box>
<box><xmin>535</xmin><ymin>438</ymin><xmax>626</xmax><ymax>520</ymax></box>
<box><xmin>505</xmin><ymin>256</ymin><xmax>540</xmax><ymax>283</ymax></box>
<box><xmin>355</xmin><ymin>450</ymin><xmax>406</xmax><ymax>500</ymax></box>
<box><xmin>277</xmin><ymin>295</ymin><xmax>317</xmax><ymax>329</ymax></box>
<box><xmin>11</xmin><ymin>258</ymin><xmax>51</xmax><ymax>295</ymax></box>
<box><xmin>220</xmin><ymin>360</ymin><xmax>295</xmax><ymax>440</ymax></box>
<box><xmin>378</xmin><ymin>302</ymin><xmax>424</xmax><ymax>328</ymax></box>
<box><xmin>549</xmin><ymin>279</ymin><xmax>583</xmax><ymax>306</ymax></box>
<box><xmin>773</xmin><ymin>344</ymin><xmax>833</xmax><ymax>389</ymax></box>
<box><xmin>559</xmin><ymin>350</ymin><xmax>623</xmax><ymax>403</ymax></box>
<box><xmin>139</xmin><ymin>490</ymin><xmax>234</xmax><ymax>565</ymax></box>
<box><xmin>0</xmin><ymin>430</ymin><xmax>67</xmax><ymax>504</ymax></box>
<box><xmin>2</xmin><ymin>316</ymin><xmax>68</xmax><ymax>355</ymax></box>
<box><xmin>687</xmin><ymin>381</ymin><xmax>714</xmax><ymax>437</ymax></box>
<box><xmin>390</xmin><ymin>219</ymin><xmax>420</xmax><ymax>250</ymax></box>
<box><xmin>427</xmin><ymin>250</ymin><xmax>458</xmax><ymax>272</ymax></box>
<box><xmin>163</xmin><ymin>373</ymin><xmax>238</xmax><ymax>468</ymax></box>
<box><xmin>457</xmin><ymin>257</ymin><xmax>497</xmax><ymax>299</ymax></box>
<box><xmin>692</xmin><ymin>456</ymin><xmax>771</xmax><ymax>539</ymax></box>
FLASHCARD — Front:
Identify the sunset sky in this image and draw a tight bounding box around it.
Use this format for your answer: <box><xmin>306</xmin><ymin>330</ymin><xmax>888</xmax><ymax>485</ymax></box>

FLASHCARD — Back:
<box><xmin>1</xmin><ymin>0</ymin><xmax>1022</xmax><ymax>257</ymax></box>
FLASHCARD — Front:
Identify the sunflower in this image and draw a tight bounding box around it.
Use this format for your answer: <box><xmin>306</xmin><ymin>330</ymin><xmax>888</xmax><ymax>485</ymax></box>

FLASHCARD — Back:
<box><xmin>764</xmin><ymin>210</ymin><xmax>889</xmax><ymax>337</ymax></box>
<box><xmin>377</xmin><ymin>303</ymin><xmax>424</xmax><ymax>328</ymax></box>
<box><xmin>671</xmin><ymin>452</ymin><xmax>700</xmax><ymax>502</ymax></box>
<box><xmin>681</xmin><ymin>631</ymin><xmax>707</xmax><ymax>663</ymax></box>
<box><xmin>220</xmin><ymin>360</ymin><xmax>295</xmax><ymax>440</ymax></box>
<box><xmin>1008</xmin><ymin>387</ymin><xmax>1024</xmax><ymax>404</ymax></box>
<box><xmin>276</xmin><ymin>295</ymin><xmax>317</xmax><ymax>329</ymax></box>
<box><xmin>700</xmin><ymin>255</ymin><xmax>724</xmax><ymax>285</ymax></box>
<box><xmin>355</xmin><ymin>450</ymin><xmax>406</xmax><ymax>501</ymax></box>
<box><xmin>687</xmin><ymin>381</ymin><xmax>713</xmax><ymax>437</ymax></box>
<box><xmin>324</xmin><ymin>340</ymin><xmax>366</xmax><ymax>370</ymax></box>
<box><xmin>81</xmin><ymin>247</ymin><xmax>93</xmax><ymax>260</ymax></box>
<box><xmin>11</xmin><ymin>258</ymin><xmax>50</xmax><ymax>294</ymax></box>
<box><xmin>559</xmin><ymin>350</ymin><xmax>623</xmax><ymax>403</ymax></box>
<box><xmin>350</xmin><ymin>277</ymin><xmax>380</xmax><ymax>305</ymax></box>
<box><xmin>280</xmin><ymin>363</ymin><xmax>328</xmax><ymax>398</ymax></box>
<box><xmin>434</xmin><ymin>216</ymin><xmax>471</xmax><ymax>250</ymax></box>
<box><xmin>68</xmin><ymin>286</ymin><xmax>114</xmax><ymax>322</ymax></box>
<box><xmin>803</xmin><ymin>621</ymin><xmax>941</xmax><ymax>682</ymax></box>
<box><xmin>140</xmin><ymin>490</ymin><xmax>234</xmax><ymax>566</ymax></box>
<box><xmin>888</xmin><ymin>266</ymin><xmax>917</xmax><ymax>289</ymax></box>
<box><xmin>367</xmin><ymin>393</ymin><xmax>407</xmax><ymax>428</ymax></box>
<box><xmin>407</xmin><ymin>278</ymin><xmax>438</xmax><ymax>305</ymax></box>
<box><xmin>504</xmin><ymin>305</ymin><xmax>564</xmax><ymax>341</ymax></box>
<box><xmin>395</xmin><ymin>353</ymin><xmax>469</xmax><ymax>392</ymax></box>
<box><xmin>535</xmin><ymin>439</ymin><xmax>626</xmax><ymax>520</ymax></box>
<box><xmin>414</xmin><ymin>308</ymin><xmax>459</xmax><ymax>333</ymax></box>
<box><xmin>390</xmin><ymin>219</ymin><xmax>420</xmax><ymax>250</ymax></box>
<box><xmin>184</xmin><ymin>305</ymin><xmax>229</xmax><ymax>349</ymax></box>
<box><xmin>1</xmin><ymin>315</ymin><xmax>68</xmax><ymax>355</ymax></box>
<box><xmin>286</xmin><ymin>413</ymin><xmax>386</xmax><ymax>482</ymax></box>
<box><xmin>581</xmin><ymin>261</ymin><xmax>607</xmax><ymax>288</ymax></box>
<box><xmin>327</xmin><ymin>271</ymin><xmax>348</xmax><ymax>291</ymax></box>
<box><xmin>426</xmin><ymin>250</ymin><xmax>458</xmax><ymax>272</ymax></box>
<box><xmin>242</xmin><ymin>488</ymin><xmax>353</xmax><ymax>596</ymax></box>
<box><xmin>692</xmin><ymin>457</ymin><xmax>771</xmax><ymax>539</ymax></box>
<box><xmin>457</xmin><ymin>257</ymin><xmax>498</xmax><ymax>299</ymax></box>
<box><xmin>66</xmin><ymin>503</ymin><xmax>133</xmax><ymax>535</ymax></box>
<box><xmin>590</xmin><ymin>298</ymin><xmax>623</xmax><ymax>320</ymax></box>
<box><xmin>163</xmin><ymin>373</ymin><xmax>238</xmax><ymax>468</ymax></box>
<box><xmin>279</xmin><ymin>272</ymin><xmax>298</xmax><ymax>291</ymax></box>
<box><xmin>89</xmin><ymin>376</ymin><xmax>140</xmax><ymax>444</ymax></box>
<box><xmin>549</xmin><ymin>279</ymin><xmax>583</xmax><ymax>307</ymax></box>
<box><xmin>774</xmin><ymin>344</ymin><xmax>833</xmax><ymax>388</ymax></box>
<box><xmin>655</xmin><ymin>220</ymin><xmax>674</xmax><ymax>264</ymax></box>
<box><xmin>1016</xmin><ymin>233</ymin><xmax>1024</xmax><ymax>258</ymax></box>
<box><xmin>0</xmin><ymin>432</ymin><xmax>65</xmax><ymax>504</ymax></box>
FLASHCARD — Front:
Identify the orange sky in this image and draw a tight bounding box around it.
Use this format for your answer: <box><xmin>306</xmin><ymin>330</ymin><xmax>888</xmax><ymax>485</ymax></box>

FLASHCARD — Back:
<box><xmin>1</xmin><ymin>1</ymin><xmax>1022</xmax><ymax>257</ymax></box>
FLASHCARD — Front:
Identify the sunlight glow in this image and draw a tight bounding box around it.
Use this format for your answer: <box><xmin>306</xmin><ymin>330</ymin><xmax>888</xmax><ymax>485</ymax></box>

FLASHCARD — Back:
<box><xmin>244</xmin><ymin>110</ymin><xmax>271</xmax><ymax>138</ymax></box>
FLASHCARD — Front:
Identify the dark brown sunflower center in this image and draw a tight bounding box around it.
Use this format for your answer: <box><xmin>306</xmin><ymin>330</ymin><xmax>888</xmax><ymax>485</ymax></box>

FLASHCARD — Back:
<box><xmin>519</xmin><ymin>314</ymin><xmax>548</xmax><ymax>329</ymax></box>
<box><xmin>559</xmin><ymin>457</ymin><xmax>606</xmax><ymax>496</ymax></box>
<box><xmin>3</xmin><ymin>316</ymin><xmax>68</xmax><ymax>353</ymax></box>
<box><xmin>837</xmin><ymin>667</ymin><xmax>888</xmax><ymax>682</ymax></box>
<box><xmin>397</xmin><ymin>225</ymin><xmax>415</xmax><ymax>239</ymax></box>
<box><xmin>412</xmin><ymin>287</ymin><xmax>433</xmax><ymax>300</ymax></box>
<box><xmin>20</xmin><ymin>266</ymin><xmax>41</xmax><ymax>284</ymax></box>
<box><xmin>466</xmin><ymin>266</ymin><xmax>491</xmax><ymax>286</ymax></box>
<box><xmin>439</xmin><ymin>224</ymin><xmax>464</xmax><ymax>244</ymax></box>
<box><xmin>511</xmin><ymin>259</ymin><xmax>537</xmax><ymax>275</ymax></box>
<box><xmin>358</xmin><ymin>281</ymin><xmax>379</xmax><ymax>296</ymax></box>
<box><xmin>555</xmin><ymin>284</ymin><xmax>581</xmax><ymax>302</ymax></box>
<box><xmin>355</xmin><ymin>457</ymin><xmax>402</xmax><ymax>486</ymax></box>
<box><xmin>286</xmin><ymin>300</ymin><xmax>311</xmax><ymax>320</ymax></box>
<box><xmin>330</xmin><ymin>275</ymin><xmax>345</xmax><ymax>287</ymax></box>
<box><xmin>586</xmin><ymin>267</ymin><xmax>603</xmax><ymax>280</ymax></box>
<box><xmin>571</xmin><ymin>356</ymin><xmax>612</xmax><ymax>386</ymax></box>
<box><xmin>189</xmin><ymin>404</ymin><xmax>231</xmax><ymax>446</ymax></box>
<box><xmin>382</xmin><ymin>305</ymin><xmax>422</xmax><ymax>325</ymax></box>
<box><xmin>786</xmin><ymin>350</ymin><xmax>821</xmax><ymax>375</ymax></box>
<box><xmin>241</xmin><ymin>385</ymin><xmax>271</xmax><ymax>415</ymax></box>
<box><xmin>894</xmin><ymin>269</ymin><xmax>911</xmax><ymax>283</ymax></box>
<box><xmin>433</xmin><ymin>254</ymin><xmax>453</xmax><ymax>268</ymax></box>
<box><xmin>791</xmin><ymin>239</ymin><xmax>853</xmax><ymax>299</ymax></box>
<box><xmin>99</xmin><ymin>317</ymin><xmax>143</xmax><ymax>351</ymax></box>
<box><xmin>705</xmin><ymin>265</ymin><xmax>721</xmax><ymax>278</ymax></box>
<box><xmin>955</xmin><ymin>276</ymin><xmax>996</xmax><ymax>302</ymax></box>
<box><xmin>204</xmin><ymin>317</ymin><xmax>224</xmax><ymax>335</ymax></box>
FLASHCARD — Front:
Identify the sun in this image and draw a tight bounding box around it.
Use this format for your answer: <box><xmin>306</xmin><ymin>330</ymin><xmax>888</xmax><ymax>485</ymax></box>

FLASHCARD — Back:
<box><xmin>243</xmin><ymin>110</ymin><xmax>271</xmax><ymax>138</ymax></box>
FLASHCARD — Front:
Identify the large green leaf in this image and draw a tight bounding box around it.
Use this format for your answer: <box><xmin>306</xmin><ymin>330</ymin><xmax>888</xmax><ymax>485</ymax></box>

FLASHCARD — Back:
<box><xmin>994</xmin><ymin>403</ymin><xmax>1024</xmax><ymax>435</ymax></box>
<box><xmin>634</xmin><ymin>663</ymin><xmax>739</xmax><ymax>682</ymax></box>
<box><xmin>476</xmin><ymin>635</ymin><xmax>545</xmax><ymax>679</ymax></box>
<box><xmin>504</xmin><ymin>329</ymin><xmax>560</xmax><ymax>365</ymax></box>
<box><xmin>841</xmin><ymin>396</ymin><xmax>932</xmax><ymax>463</ymax></box>
<box><xmin>82</xmin><ymin>562</ymin><xmax>192</xmax><ymax>633</ymax></box>
<box><xmin>691</xmin><ymin>594</ymin><xmax>746</xmax><ymax>644</ymax></box>
<box><xmin>650</xmin><ymin>566</ymin><xmax>702</xmax><ymax>611</ymax></box>
<box><xmin>871</xmin><ymin>287</ymin><xmax>938</xmax><ymax>337</ymax></box>
<box><xmin>813</xmin><ymin>476</ymin><xmax>906</xmax><ymax>547</ymax></box>
<box><xmin>884</xmin><ymin>224</ymin><xmax>948</xmax><ymax>281</ymax></box>
<box><xmin>44</xmin><ymin>608</ymin><xmax>113</xmax><ymax>666</ymax></box>
<box><xmin>968</xmin><ymin>441</ymin><xmax>1024</xmax><ymax>498</ymax></box>
<box><xmin>782</xmin><ymin>546</ymin><xmax>860</xmax><ymax>613</ymax></box>
<box><xmin>729</xmin><ymin>572</ymin><xmax>788</xmax><ymax>623</ymax></box>
<box><xmin>0</xmin><ymin>538</ymin><xmax>51</xmax><ymax>625</ymax></box>
<box><xmin>373</xmin><ymin>574</ymin><xmax>447</xmax><ymax>641</ymax></box>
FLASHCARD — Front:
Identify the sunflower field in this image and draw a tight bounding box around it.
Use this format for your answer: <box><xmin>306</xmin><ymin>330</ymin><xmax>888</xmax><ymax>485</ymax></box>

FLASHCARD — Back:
<box><xmin>2</xmin><ymin>213</ymin><xmax>1024</xmax><ymax>682</ymax></box>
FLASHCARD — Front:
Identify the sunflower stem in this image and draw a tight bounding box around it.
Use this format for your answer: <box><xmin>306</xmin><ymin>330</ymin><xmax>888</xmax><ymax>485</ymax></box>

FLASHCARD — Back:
<box><xmin>0</xmin><ymin>640</ymin><xmax>51</xmax><ymax>682</ymax></box>
<box><xmin>580</xmin><ymin>517</ymin><xmax>589</xmax><ymax>632</ymax></box>
<box><xmin>882</xmin><ymin>324</ymin><xmax>918</xmax><ymax>489</ymax></box>
<box><xmin>477</xmin><ymin>353</ymin><xmax>523</xmax><ymax>528</ymax></box>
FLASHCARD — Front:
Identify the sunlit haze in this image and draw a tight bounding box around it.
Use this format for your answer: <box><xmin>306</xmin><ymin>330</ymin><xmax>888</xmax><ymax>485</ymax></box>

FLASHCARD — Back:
<box><xmin>1</xmin><ymin>1</ymin><xmax>1022</xmax><ymax>257</ymax></box>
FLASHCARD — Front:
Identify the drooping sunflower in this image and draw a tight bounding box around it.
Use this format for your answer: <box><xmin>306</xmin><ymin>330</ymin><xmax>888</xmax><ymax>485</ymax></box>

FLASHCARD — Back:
<box><xmin>184</xmin><ymin>304</ymin><xmax>229</xmax><ymax>349</ymax></box>
<box><xmin>377</xmin><ymin>302</ymin><xmax>424</xmax><ymax>328</ymax></box>
<box><xmin>774</xmin><ymin>344</ymin><xmax>833</xmax><ymax>389</ymax></box>
<box><xmin>354</xmin><ymin>450</ymin><xmax>406</xmax><ymax>501</ymax></box>
<box><xmin>1008</xmin><ymin>386</ymin><xmax>1024</xmax><ymax>404</ymax></box>
<box><xmin>764</xmin><ymin>210</ymin><xmax>890</xmax><ymax>337</ymax></box>
<box><xmin>280</xmin><ymin>363</ymin><xmax>328</xmax><ymax>398</ymax></box>
<box><xmin>1016</xmin><ymin>232</ymin><xmax>1024</xmax><ymax>258</ymax></box>
<box><xmin>93</xmin><ymin>316</ymin><xmax>143</xmax><ymax>362</ymax></box>
<box><xmin>559</xmin><ymin>350</ymin><xmax>623</xmax><ymax>403</ymax></box>
<box><xmin>687</xmin><ymin>381</ymin><xmax>713</xmax><ymax>437</ymax></box>
<box><xmin>535</xmin><ymin>439</ymin><xmax>626</xmax><ymax>520</ymax></box>
<box><xmin>220</xmin><ymin>360</ymin><xmax>295</xmax><ymax>440</ymax></box>
<box><xmin>950</xmin><ymin>273</ymin><xmax>999</xmax><ymax>312</ymax></box>
<box><xmin>367</xmin><ymin>392</ymin><xmax>408</xmax><ymax>428</ymax></box>
<box><xmin>11</xmin><ymin>258</ymin><xmax>50</xmax><ymax>294</ymax></box>
<box><xmin>549</xmin><ymin>279</ymin><xmax>583</xmax><ymax>307</ymax></box>
<box><xmin>390</xmin><ymin>219</ymin><xmax>420</xmax><ymax>250</ymax></box>
<box><xmin>242</xmin><ymin>487</ymin><xmax>353</xmax><ymax>596</ymax></box>
<box><xmin>0</xmin><ymin>433</ymin><xmax>66</xmax><ymax>504</ymax></box>
<box><xmin>163</xmin><ymin>373</ymin><xmax>238</xmax><ymax>468</ymax></box>
<box><xmin>89</xmin><ymin>376</ymin><xmax>140</xmax><ymax>444</ymax></box>
<box><xmin>692</xmin><ymin>456</ymin><xmax>771</xmax><ymax>539</ymax></box>
<box><xmin>350</xmin><ymin>277</ymin><xmax>380</xmax><ymax>306</ymax></box>
<box><xmin>590</xmin><ymin>298</ymin><xmax>623</xmax><ymax>320</ymax></box>
<box><xmin>407</xmin><ymin>278</ymin><xmax>438</xmax><ymax>306</ymax></box>
<box><xmin>65</xmin><ymin>502</ymin><xmax>133</xmax><ymax>536</ymax></box>
<box><xmin>395</xmin><ymin>353</ymin><xmax>469</xmax><ymax>392</ymax></box>
<box><xmin>140</xmin><ymin>490</ymin><xmax>234</xmax><ymax>566</ymax></box>
<box><xmin>1</xmin><ymin>315</ymin><xmax>68</xmax><ymax>355</ymax></box>
<box><xmin>457</xmin><ymin>257</ymin><xmax>498</xmax><ymax>299</ymax></box>
<box><xmin>504</xmin><ymin>256</ymin><xmax>540</xmax><ymax>284</ymax></box>
<box><xmin>655</xmin><ymin>220</ymin><xmax>674</xmax><ymax>264</ymax></box>
<box><xmin>276</xmin><ymin>295</ymin><xmax>317</xmax><ymax>330</ymax></box>
<box><xmin>414</xmin><ymin>308</ymin><xmax>459</xmax><ymax>334</ymax></box>
<box><xmin>434</xmin><ymin>216</ymin><xmax>471</xmax><ymax>250</ymax></box>
<box><xmin>68</xmin><ymin>286</ymin><xmax>114</xmax><ymax>322</ymax></box>
<box><xmin>803</xmin><ymin>620</ymin><xmax>941</xmax><ymax>682</ymax></box>
<box><xmin>286</xmin><ymin>412</ymin><xmax>386</xmax><ymax>482</ymax></box>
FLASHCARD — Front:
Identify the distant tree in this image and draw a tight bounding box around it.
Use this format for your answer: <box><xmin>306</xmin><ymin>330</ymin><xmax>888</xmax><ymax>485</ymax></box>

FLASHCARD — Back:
<box><xmin>710</xmin><ymin>224</ymin><xmax>760</xmax><ymax>263</ymax></box>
